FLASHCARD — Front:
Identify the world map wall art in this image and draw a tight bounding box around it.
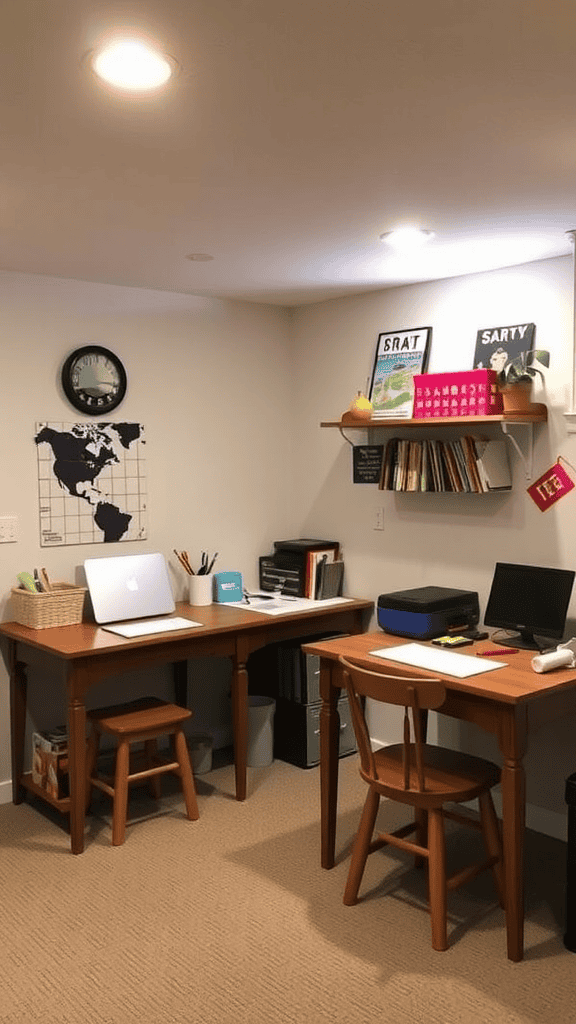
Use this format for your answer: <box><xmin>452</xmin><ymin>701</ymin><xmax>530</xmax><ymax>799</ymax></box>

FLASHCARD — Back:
<box><xmin>35</xmin><ymin>421</ymin><xmax>147</xmax><ymax>546</ymax></box>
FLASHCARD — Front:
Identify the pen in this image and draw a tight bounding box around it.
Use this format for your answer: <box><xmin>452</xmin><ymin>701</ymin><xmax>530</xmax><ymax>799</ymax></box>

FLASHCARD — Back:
<box><xmin>174</xmin><ymin>549</ymin><xmax>194</xmax><ymax>575</ymax></box>
<box><xmin>477</xmin><ymin>648</ymin><xmax>518</xmax><ymax>656</ymax></box>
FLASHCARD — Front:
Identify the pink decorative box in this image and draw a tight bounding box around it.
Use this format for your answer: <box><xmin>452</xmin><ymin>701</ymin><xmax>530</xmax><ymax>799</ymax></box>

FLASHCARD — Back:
<box><xmin>412</xmin><ymin>370</ymin><xmax>503</xmax><ymax>419</ymax></box>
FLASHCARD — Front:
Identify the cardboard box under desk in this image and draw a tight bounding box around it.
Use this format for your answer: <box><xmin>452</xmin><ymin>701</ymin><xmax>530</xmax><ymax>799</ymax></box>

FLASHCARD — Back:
<box><xmin>32</xmin><ymin>730</ymin><xmax>69</xmax><ymax>800</ymax></box>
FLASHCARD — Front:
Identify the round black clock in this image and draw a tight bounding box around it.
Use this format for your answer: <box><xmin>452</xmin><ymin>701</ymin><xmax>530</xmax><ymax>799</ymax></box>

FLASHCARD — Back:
<box><xmin>61</xmin><ymin>345</ymin><xmax>127</xmax><ymax>415</ymax></box>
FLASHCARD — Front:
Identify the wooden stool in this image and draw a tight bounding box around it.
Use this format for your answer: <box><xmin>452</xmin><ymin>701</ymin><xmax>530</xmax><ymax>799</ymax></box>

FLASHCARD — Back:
<box><xmin>86</xmin><ymin>697</ymin><xmax>199</xmax><ymax>846</ymax></box>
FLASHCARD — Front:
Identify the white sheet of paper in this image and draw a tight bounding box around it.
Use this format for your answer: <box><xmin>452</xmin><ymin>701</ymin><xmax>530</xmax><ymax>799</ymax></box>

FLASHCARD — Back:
<box><xmin>370</xmin><ymin>642</ymin><xmax>506</xmax><ymax>678</ymax></box>
<box><xmin>103</xmin><ymin>616</ymin><xmax>202</xmax><ymax>638</ymax></box>
<box><xmin>222</xmin><ymin>596</ymin><xmax>352</xmax><ymax>616</ymax></box>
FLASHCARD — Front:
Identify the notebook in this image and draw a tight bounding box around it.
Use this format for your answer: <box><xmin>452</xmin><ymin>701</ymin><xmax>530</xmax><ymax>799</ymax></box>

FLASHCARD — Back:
<box><xmin>84</xmin><ymin>552</ymin><xmax>200</xmax><ymax>637</ymax></box>
<box><xmin>370</xmin><ymin>642</ymin><xmax>506</xmax><ymax>679</ymax></box>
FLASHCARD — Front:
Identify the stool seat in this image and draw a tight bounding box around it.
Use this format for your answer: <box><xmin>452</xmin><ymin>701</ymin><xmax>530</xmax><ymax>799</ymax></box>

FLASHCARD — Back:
<box><xmin>86</xmin><ymin>696</ymin><xmax>199</xmax><ymax>846</ymax></box>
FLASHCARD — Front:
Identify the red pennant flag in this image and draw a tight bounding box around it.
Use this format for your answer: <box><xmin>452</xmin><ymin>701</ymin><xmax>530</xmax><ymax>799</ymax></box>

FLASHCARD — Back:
<box><xmin>527</xmin><ymin>460</ymin><xmax>575</xmax><ymax>511</ymax></box>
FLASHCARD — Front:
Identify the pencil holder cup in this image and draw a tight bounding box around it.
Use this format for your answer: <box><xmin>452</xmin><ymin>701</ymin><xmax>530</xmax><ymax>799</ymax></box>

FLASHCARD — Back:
<box><xmin>188</xmin><ymin>573</ymin><xmax>214</xmax><ymax>606</ymax></box>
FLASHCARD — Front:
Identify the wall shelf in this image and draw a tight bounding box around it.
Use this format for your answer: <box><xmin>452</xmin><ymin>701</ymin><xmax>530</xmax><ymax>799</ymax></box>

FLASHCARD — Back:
<box><xmin>320</xmin><ymin>409</ymin><xmax>547</xmax><ymax>430</ymax></box>
<box><xmin>321</xmin><ymin>406</ymin><xmax>548</xmax><ymax>482</ymax></box>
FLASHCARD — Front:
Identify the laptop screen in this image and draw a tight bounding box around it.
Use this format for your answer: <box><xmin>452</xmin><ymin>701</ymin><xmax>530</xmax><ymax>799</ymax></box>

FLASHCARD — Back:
<box><xmin>84</xmin><ymin>552</ymin><xmax>176</xmax><ymax>624</ymax></box>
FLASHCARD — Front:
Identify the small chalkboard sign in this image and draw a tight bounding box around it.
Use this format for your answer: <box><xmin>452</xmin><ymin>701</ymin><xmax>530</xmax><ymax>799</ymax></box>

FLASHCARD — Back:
<box><xmin>353</xmin><ymin>445</ymin><xmax>384</xmax><ymax>484</ymax></box>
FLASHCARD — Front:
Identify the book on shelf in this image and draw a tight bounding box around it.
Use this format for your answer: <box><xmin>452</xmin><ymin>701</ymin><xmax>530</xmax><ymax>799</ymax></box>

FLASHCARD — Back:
<box><xmin>315</xmin><ymin>559</ymin><xmax>345</xmax><ymax>599</ymax></box>
<box><xmin>474</xmin><ymin>438</ymin><xmax>512</xmax><ymax>491</ymax></box>
<box><xmin>306</xmin><ymin>548</ymin><xmax>336</xmax><ymax>598</ymax></box>
<box><xmin>377</xmin><ymin>435</ymin><xmax>511</xmax><ymax>493</ymax></box>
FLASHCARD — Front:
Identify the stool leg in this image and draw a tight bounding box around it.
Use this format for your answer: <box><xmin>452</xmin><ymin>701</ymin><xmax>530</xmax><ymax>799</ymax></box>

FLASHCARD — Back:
<box><xmin>112</xmin><ymin>738</ymin><xmax>130</xmax><ymax>846</ymax></box>
<box><xmin>85</xmin><ymin>726</ymin><xmax>100</xmax><ymax>811</ymax></box>
<box><xmin>144</xmin><ymin>739</ymin><xmax>162</xmax><ymax>800</ymax></box>
<box><xmin>174</xmin><ymin>727</ymin><xmax>199</xmax><ymax>821</ymax></box>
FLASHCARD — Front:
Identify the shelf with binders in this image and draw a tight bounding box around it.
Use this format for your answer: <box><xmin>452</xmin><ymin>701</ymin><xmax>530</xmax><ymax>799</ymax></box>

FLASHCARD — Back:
<box><xmin>321</xmin><ymin>406</ymin><xmax>548</xmax><ymax>482</ymax></box>
<box><xmin>377</xmin><ymin>435</ymin><xmax>511</xmax><ymax>493</ymax></box>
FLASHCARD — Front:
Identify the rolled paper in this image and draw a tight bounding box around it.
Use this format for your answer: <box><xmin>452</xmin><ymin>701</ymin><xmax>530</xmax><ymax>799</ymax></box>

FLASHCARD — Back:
<box><xmin>531</xmin><ymin>649</ymin><xmax>574</xmax><ymax>673</ymax></box>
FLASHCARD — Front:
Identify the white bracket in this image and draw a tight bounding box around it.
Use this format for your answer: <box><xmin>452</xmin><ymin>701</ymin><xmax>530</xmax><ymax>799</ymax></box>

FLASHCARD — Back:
<box><xmin>500</xmin><ymin>422</ymin><xmax>534</xmax><ymax>480</ymax></box>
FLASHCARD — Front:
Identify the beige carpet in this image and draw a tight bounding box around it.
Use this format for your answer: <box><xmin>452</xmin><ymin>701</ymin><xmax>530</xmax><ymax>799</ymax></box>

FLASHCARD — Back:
<box><xmin>0</xmin><ymin>753</ymin><xmax>574</xmax><ymax>1024</ymax></box>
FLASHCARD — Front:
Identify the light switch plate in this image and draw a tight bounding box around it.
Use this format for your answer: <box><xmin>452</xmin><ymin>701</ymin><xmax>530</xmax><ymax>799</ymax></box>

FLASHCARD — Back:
<box><xmin>0</xmin><ymin>515</ymin><xmax>18</xmax><ymax>543</ymax></box>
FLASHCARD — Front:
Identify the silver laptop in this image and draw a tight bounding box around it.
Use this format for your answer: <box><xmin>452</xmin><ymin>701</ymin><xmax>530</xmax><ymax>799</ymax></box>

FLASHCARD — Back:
<box><xmin>84</xmin><ymin>552</ymin><xmax>197</xmax><ymax>637</ymax></box>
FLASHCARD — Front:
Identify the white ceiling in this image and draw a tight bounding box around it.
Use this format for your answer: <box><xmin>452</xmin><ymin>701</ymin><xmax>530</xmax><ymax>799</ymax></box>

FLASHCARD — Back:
<box><xmin>2</xmin><ymin>0</ymin><xmax>576</xmax><ymax>306</ymax></box>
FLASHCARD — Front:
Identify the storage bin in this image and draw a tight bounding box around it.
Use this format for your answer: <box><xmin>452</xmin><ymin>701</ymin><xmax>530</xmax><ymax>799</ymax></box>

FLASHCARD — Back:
<box><xmin>11</xmin><ymin>584</ymin><xmax>86</xmax><ymax>629</ymax></box>
<box><xmin>247</xmin><ymin>696</ymin><xmax>276</xmax><ymax>767</ymax></box>
<box><xmin>413</xmin><ymin>369</ymin><xmax>503</xmax><ymax>418</ymax></box>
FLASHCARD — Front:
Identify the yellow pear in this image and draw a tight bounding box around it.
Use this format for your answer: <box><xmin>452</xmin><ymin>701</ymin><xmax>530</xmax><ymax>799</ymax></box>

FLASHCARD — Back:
<box><xmin>347</xmin><ymin>390</ymin><xmax>372</xmax><ymax>419</ymax></box>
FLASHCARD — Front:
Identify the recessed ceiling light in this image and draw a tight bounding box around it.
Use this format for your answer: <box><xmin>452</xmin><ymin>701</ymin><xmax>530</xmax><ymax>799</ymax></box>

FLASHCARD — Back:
<box><xmin>91</xmin><ymin>38</ymin><xmax>176</xmax><ymax>91</ymax></box>
<box><xmin>380</xmin><ymin>227</ymin><xmax>436</xmax><ymax>251</ymax></box>
<box><xmin>185</xmin><ymin>253</ymin><xmax>215</xmax><ymax>262</ymax></box>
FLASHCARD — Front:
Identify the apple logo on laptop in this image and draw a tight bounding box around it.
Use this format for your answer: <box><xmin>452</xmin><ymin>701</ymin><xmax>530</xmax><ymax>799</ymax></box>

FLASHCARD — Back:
<box><xmin>126</xmin><ymin>577</ymin><xmax>139</xmax><ymax>591</ymax></box>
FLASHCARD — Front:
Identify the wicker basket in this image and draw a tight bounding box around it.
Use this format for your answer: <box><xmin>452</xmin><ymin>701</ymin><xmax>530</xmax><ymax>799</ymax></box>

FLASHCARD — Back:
<box><xmin>11</xmin><ymin>584</ymin><xmax>87</xmax><ymax>629</ymax></box>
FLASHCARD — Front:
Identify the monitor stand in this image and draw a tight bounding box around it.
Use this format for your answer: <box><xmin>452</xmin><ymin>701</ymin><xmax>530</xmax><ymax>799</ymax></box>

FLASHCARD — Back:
<box><xmin>497</xmin><ymin>631</ymin><xmax>547</xmax><ymax>652</ymax></box>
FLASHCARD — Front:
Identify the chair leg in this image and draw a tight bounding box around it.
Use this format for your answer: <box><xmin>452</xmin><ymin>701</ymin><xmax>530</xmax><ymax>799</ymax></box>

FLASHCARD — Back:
<box><xmin>414</xmin><ymin>807</ymin><xmax>428</xmax><ymax>868</ymax></box>
<box><xmin>174</xmin><ymin>727</ymin><xmax>199</xmax><ymax>821</ymax></box>
<box><xmin>85</xmin><ymin>726</ymin><xmax>100</xmax><ymax>811</ymax></box>
<box><xmin>478</xmin><ymin>791</ymin><xmax>504</xmax><ymax>908</ymax></box>
<box><xmin>144</xmin><ymin>739</ymin><xmax>162</xmax><ymax>800</ymax></box>
<box><xmin>112</xmin><ymin>738</ymin><xmax>130</xmax><ymax>846</ymax></box>
<box><xmin>427</xmin><ymin>808</ymin><xmax>448</xmax><ymax>951</ymax></box>
<box><xmin>344</xmin><ymin>787</ymin><xmax>380</xmax><ymax>906</ymax></box>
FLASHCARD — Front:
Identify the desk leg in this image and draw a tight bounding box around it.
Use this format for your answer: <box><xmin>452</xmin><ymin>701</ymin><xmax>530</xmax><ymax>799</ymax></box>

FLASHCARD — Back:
<box><xmin>498</xmin><ymin>705</ymin><xmax>528</xmax><ymax>962</ymax></box>
<box><xmin>173</xmin><ymin>660</ymin><xmax>188</xmax><ymax>706</ymax></box>
<box><xmin>67</xmin><ymin>676</ymin><xmax>87</xmax><ymax>855</ymax></box>
<box><xmin>9</xmin><ymin>643</ymin><xmax>26</xmax><ymax>804</ymax></box>
<box><xmin>230</xmin><ymin>653</ymin><xmax>248</xmax><ymax>801</ymax></box>
<box><xmin>320</xmin><ymin>659</ymin><xmax>340</xmax><ymax>869</ymax></box>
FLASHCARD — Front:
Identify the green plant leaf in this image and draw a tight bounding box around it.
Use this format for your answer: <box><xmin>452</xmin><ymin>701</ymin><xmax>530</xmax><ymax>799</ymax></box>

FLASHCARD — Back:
<box><xmin>526</xmin><ymin>349</ymin><xmax>550</xmax><ymax>368</ymax></box>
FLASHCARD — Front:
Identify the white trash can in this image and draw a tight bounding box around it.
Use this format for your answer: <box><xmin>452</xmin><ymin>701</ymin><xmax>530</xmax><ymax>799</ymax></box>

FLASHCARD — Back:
<box><xmin>247</xmin><ymin>696</ymin><xmax>276</xmax><ymax>767</ymax></box>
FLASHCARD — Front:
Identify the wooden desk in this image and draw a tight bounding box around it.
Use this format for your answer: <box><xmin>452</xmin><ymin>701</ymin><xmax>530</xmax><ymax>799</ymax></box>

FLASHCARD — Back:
<box><xmin>302</xmin><ymin>630</ymin><xmax>576</xmax><ymax>962</ymax></box>
<box><xmin>0</xmin><ymin>597</ymin><xmax>372</xmax><ymax>855</ymax></box>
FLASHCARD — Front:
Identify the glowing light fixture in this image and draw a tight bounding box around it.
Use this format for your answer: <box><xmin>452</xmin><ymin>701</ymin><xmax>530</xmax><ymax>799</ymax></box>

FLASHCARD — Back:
<box><xmin>380</xmin><ymin>227</ymin><xmax>435</xmax><ymax>251</ymax></box>
<box><xmin>92</xmin><ymin>38</ymin><xmax>175</xmax><ymax>91</ymax></box>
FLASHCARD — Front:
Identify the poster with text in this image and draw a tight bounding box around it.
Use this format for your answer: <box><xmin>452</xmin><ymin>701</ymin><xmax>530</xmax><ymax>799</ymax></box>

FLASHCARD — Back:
<box><xmin>368</xmin><ymin>327</ymin><xmax>432</xmax><ymax>418</ymax></box>
<box><xmin>472</xmin><ymin>323</ymin><xmax>535</xmax><ymax>375</ymax></box>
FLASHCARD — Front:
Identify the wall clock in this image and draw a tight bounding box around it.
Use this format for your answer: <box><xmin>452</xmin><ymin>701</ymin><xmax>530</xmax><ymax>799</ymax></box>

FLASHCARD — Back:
<box><xmin>61</xmin><ymin>345</ymin><xmax>127</xmax><ymax>415</ymax></box>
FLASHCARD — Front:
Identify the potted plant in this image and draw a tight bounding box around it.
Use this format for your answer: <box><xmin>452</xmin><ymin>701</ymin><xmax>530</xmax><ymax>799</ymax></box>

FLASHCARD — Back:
<box><xmin>492</xmin><ymin>347</ymin><xmax>550</xmax><ymax>412</ymax></box>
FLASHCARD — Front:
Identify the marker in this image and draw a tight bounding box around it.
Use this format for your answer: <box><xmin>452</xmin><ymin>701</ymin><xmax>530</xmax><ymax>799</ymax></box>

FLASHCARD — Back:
<box><xmin>477</xmin><ymin>648</ymin><xmax>518</xmax><ymax>656</ymax></box>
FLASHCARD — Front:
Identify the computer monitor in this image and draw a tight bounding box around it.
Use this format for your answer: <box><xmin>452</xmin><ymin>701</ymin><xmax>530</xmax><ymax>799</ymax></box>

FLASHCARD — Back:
<box><xmin>484</xmin><ymin>562</ymin><xmax>575</xmax><ymax>651</ymax></box>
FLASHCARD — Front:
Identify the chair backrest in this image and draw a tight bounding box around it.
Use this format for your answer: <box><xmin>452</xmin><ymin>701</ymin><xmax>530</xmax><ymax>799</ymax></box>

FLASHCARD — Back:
<box><xmin>339</xmin><ymin>655</ymin><xmax>446</xmax><ymax>793</ymax></box>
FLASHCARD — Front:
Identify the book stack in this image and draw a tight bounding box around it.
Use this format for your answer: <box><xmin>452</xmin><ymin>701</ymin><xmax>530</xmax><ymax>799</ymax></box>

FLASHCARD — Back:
<box><xmin>32</xmin><ymin>726</ymin><xmax>69</xmax><ymax>800</ymax></box>
<box><xmin>378</xmin><ymin>436</ymin><xmax>511</xmax><ymax>493</ymax></box>
<box><xmin>412</xmin><ymin>369</ymin><xmax>503</xmax><ymax>418</ymax></box>
<box><xmin>260</xmin><ymin>538</ymin><xmax>343</xmax><ymax>598</ymax></box>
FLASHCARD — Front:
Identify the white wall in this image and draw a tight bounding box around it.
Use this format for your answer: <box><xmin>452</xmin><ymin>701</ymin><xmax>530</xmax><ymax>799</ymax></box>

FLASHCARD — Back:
<box><xmin>291</xmin><ymin>255</ymin><xmax>576</xmax><ymax>839</ymax></box>
<box><xmin>0</xmin><ymin>271</ymin><xmax>294</xmax><ymax>796</ymax></box>
<box><xmin>3</xmin><ymin>257</ymin><xmax>576</xmax><ymax>841</ymax></box>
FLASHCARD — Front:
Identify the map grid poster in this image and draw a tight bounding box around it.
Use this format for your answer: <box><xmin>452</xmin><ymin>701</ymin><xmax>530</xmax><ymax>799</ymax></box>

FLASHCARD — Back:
<box><xmin>35</xmin><ymin>421</ymin><xmax>147</xmax><ymax>547</ymax></box>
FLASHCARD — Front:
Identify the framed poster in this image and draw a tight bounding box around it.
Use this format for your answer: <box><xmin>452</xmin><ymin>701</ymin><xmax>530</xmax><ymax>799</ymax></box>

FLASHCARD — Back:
<box><xmin>368</xmin><ymin>327</ymin><xmax>432</xmax><ymax>419</ymax></box>
<box><xmin>472</xmin><ymin>323</ymin><xmax>535</xmax><ymax>374</ymax></box>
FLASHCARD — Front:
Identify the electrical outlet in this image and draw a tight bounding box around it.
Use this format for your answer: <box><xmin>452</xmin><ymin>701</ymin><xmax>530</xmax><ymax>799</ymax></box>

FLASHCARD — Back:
<box><xmin>373</xmin><ymin>507</ymin><xmax>384</xmax><ymax>531</ymax></box>
<box><xmin>0</xmin><ymin>515</ymin><xmax>18</xmax><ymax>543</ymax></box>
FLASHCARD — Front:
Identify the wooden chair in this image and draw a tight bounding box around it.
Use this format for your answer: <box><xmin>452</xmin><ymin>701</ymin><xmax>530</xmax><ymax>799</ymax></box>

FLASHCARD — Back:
<box><xmin>339</xmin><ymin>656</ymin><xmax>504</xmax><ymax>951</ymax></box>
<box><xmin>86</xmin><ymin>696</ymin><xmax>199</xmax><ymax>846</ymax></box>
